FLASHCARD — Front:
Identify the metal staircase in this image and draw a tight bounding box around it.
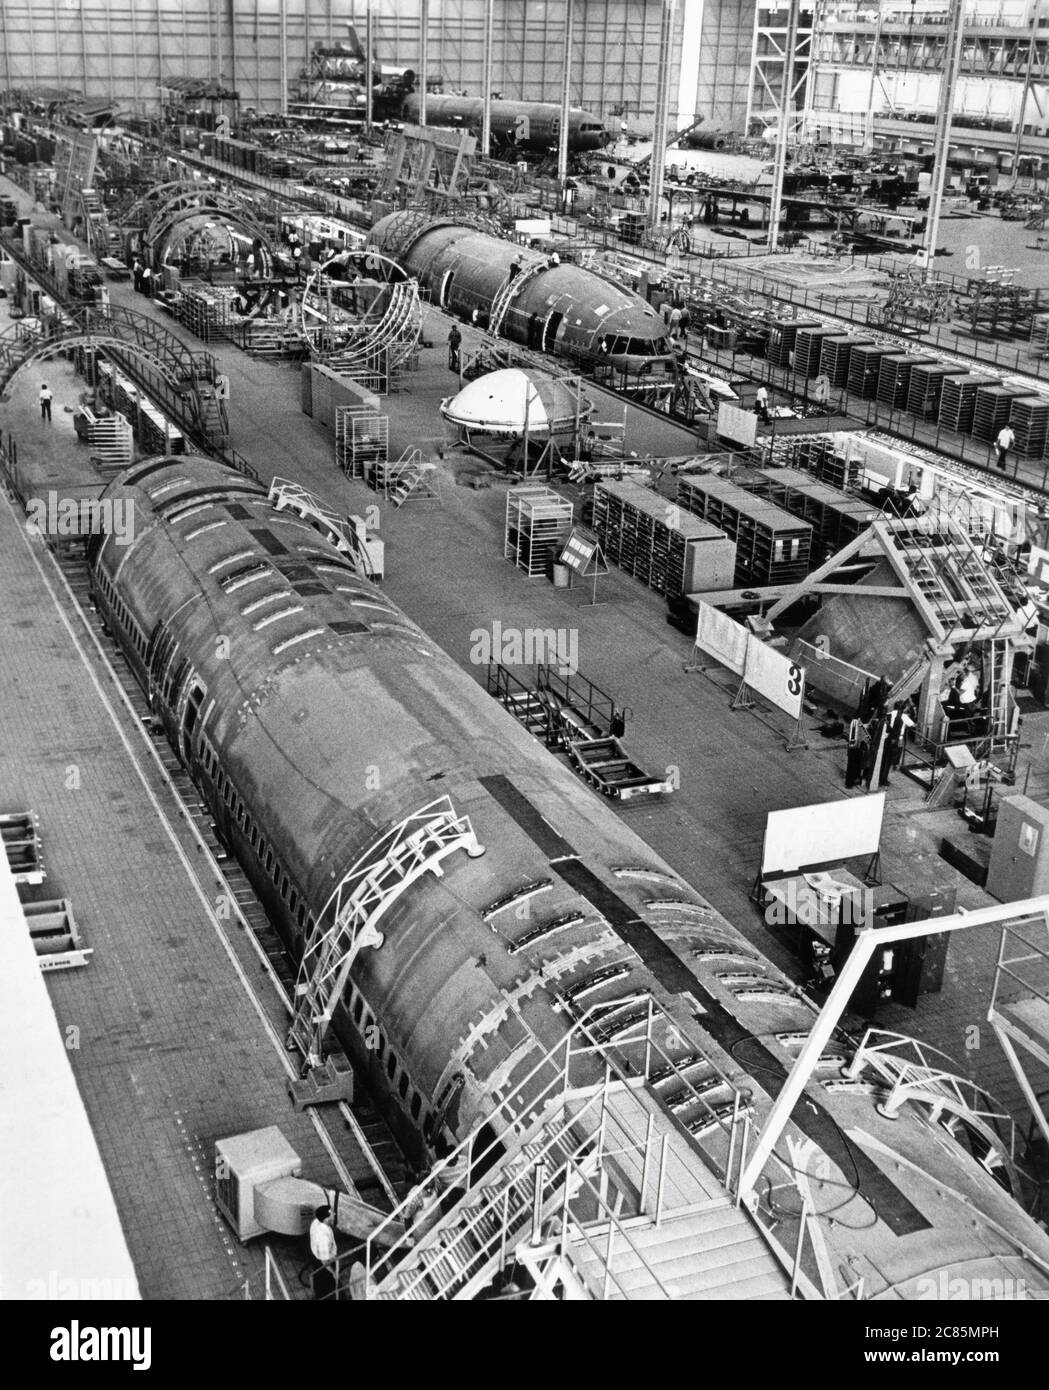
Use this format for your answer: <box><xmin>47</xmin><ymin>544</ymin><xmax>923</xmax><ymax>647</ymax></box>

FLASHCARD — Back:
<box><xmin>488</xmin><ymin>258</ymin><xmax>546</xmax><ymax>339</ymax></box>
<box><xmin>373</xmin><ymin>448</ymin><xmax>439</xmax><ymax>506</ymax></box>
<box><xmin>359</xmin><ymin>1000</ymin><xmax>793</xmax><ymax>1302</ymax></box>
<box><xmin>287</xmin><ymin>798</ymin><xmax>484</xmax><ymax>1069</ymax></box>
<box><xmin>268</xmin><ymin>475</ymin><xmax>375</xmax><ymax>580</ymax></box>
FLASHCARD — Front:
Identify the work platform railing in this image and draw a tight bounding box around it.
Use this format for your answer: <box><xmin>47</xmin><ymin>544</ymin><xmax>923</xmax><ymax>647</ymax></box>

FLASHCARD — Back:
<box><xmin>360</xmin><ymin>997</ymin><xmax>761</xmax><ymax>1300</ymax></box>
<box><xmin>356</xmin><ymin>994</ymin><xmax>847</xmax><ymax>1301</ymax></box>
<box><xmin>989</xmin><ymin>907</ymin><xmax>1049</xmax><ymax>1151</ymax></box>
<box><xmin>839</xmin><ymin>1028</ymin><xmax>1027</xmax><ymax>1197</ymax></box>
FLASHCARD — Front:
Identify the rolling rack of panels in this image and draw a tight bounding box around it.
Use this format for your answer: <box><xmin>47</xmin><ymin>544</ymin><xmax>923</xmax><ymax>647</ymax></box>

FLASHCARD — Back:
<box><xmin>792</xmin><ymin>325</ymin><xmax>830</xmax><ymax>378</ymax></box>
<box><xmin>95</xmin><ymin>361</ymin><xmax>185</xmax><ymax>456</ymax></box>
<box><xmin>877</xmin><ymin>354</ymin><xmax>935</xmax><ymax>411</ymax></box>
<box><xmin>937</xmin><ymin>374</ymin><xmax>999</xmax><ymax>434</ymax></box>
<box><xmin>589</xmin><ymin>479</ymin><xmax>732</xmax><ymax>599</ymax></box>
<box><xmin>735</xmin><ymin>466</ymin><xmax>877</xmax><ymax>554</ymax></box>
<box><xmin>766</xmin><ymin>318</ymin><xmax>821</xmax><ymax>369</ymax></box>
<box><xmin>972</xmin><ymin>384</ymin><xmax>1028</xmax><ymax>443</ymax></box>
<box><xmin>504</xmin><ymin>485</ymin><xmax>573</xmax><ymax>578</ymax></box>
<box><xmin>1008</xmin><ymin>396</ymin><xmax>1049</xmax><ymax>460</ymax></box>
<box><xmin>777</xmin><ymin>433</ymin><xmax>863</xmax><ymax>491</ymax></box>
<box><xmin>676</xmin><ymin>475</ymin><xmax>812</xmax><ymax>587</ymax></box>
<box><xmin>847</xmin><ymin>343</ymin><xmax>888</xmax><ymax>400</ymax></box>
<box><xmin>335</xmin><ymin>406</ymin><xmax>388</xmax><ymax>480</ymax></box>
<box><xmin>818</xmin><ymin>334</ymin><xmax>866</xmax><ymax>388</ymax></box>
<box><xmin>907</xmin><ymin>364</ymin><xmax>970</xmax><ymax>422</ymax></box>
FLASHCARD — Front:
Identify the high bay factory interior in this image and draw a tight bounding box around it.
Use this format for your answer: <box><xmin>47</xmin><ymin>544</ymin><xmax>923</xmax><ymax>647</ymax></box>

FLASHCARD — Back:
<box><xmin>6</xmin><ymin>0</ymin><xmax>1049</xmax><ymax>1312</ymax></box>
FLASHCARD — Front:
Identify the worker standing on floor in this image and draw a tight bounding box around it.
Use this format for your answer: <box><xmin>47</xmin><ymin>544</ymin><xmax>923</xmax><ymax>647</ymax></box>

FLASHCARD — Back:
<box><xmin>995</xmin><ymin>423</ymin><xmax>1014</xmax><ymax>472</ymax></box>
<box><xmin>755</xmin><ymin>383</ymin><xmax>770</xmax><ymax>424</ymax></box>
<box><xmin>447</xmin><ymin>323</ymin><xmax>462</xmax><ymax>371</ymax></box>
<box><xmin>39</xmin><ymin>383</ymin><xmax>52</xmax><ymax>423</ymax></box>
<box><xmin>845</xmin><ymin>712</ymin><xmax>869</xmax><ymax>789</ymax></box>
<box><xmin>309</xmin><ymin>1204</ymin><xmax>338</xmax><ymax>1300</ymax></box>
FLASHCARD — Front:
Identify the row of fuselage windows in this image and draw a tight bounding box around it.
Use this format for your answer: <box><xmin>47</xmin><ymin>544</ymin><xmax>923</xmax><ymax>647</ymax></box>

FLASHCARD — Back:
<box><xmin>95</xmin><ymin>566</ymin><xmax>149</xmax><ymax>660</ymax></box>
<box><xmin>197</xmin><ymin>738</ymin><xmax>430</xmax><ymax>1132</ymax></box>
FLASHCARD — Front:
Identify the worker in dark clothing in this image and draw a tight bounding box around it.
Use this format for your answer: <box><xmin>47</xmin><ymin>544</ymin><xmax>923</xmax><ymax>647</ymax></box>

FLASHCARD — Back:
<box><xmin>447</xmin><ymin>323</ymin><xmax>462</xmax><ymax>371</ymax></box>
<box><xmin>845</xmin><ymin>713</ymin><xmax>869</xmax><ymax>789</ymax></box>
<box><xmin>508</xmin><ymin>257</ymin><xmax>521</xmax><ymax>282</ymax></box>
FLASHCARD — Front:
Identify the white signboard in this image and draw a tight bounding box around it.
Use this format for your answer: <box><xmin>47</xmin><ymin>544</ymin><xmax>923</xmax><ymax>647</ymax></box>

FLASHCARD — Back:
<box><xmin>515</xmin><ymin>218</ymin><xmax>552</xmax><ymax>238</ymax></box>
<box><xmin>715</xmin><ymin>401</ymin><xmax>757</xmax><ymax>448</ymax></box>
<box><xmin>743</xmin><ymin>640</ymin><xmax>805</xmax><ymax>721</ymax></box>
<box><xmin>695</xmin><ymin>601</ymin><xmax>748</xmax><ymax>677</ymax></box>
<box><xmin>761</xmin><ymin>792</ymin><xmax>886</xmax><ymax>877</ymax></box>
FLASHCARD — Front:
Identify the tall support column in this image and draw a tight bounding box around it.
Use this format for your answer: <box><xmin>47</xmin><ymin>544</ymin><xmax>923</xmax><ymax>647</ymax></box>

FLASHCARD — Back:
<box><xmin>863</xmin><ymin>2</ymin><xmax>885</xmax><ymax>153</ymax></box>
<box><xmin>279</xmin><ymin>0</ymin><xmax>288</xmax><ymax>116</ymax></box>
<box><xmin>1013</xmin><ymin>20</ymin><xmax>1039</xmax><ymax>173</ymax></box>
<box><xmin>646</xmin><ymin>0</ymin><xmax>676</xmax><ymax>234</ymax></box>
<box><xmin>419</xmin><ymin>0</ymin><xmax>429</xmax><ymax>125</ymax></box>
<box><xmin>481</xmin><ymin>0</ymin><xmax>495</xmax><ymax>157</ymax></box>
<box><xmin>365</xmin><ymin>6</ymin><xmax>374</xmax><ymax>135</ymax></box>
<box><xmin>557</xmin><ymin>0</ymin><xmax>576</xmax><ymax>189</ymax></box>
<box><xmin>923</xmin><ymin>0</ymin><xmax>966</xmax><ymax>282</ymax></box>
<box><xmin>766</xmin><ymin>0</ymin><xmax>800</xmax><ymax>252</ymax></box>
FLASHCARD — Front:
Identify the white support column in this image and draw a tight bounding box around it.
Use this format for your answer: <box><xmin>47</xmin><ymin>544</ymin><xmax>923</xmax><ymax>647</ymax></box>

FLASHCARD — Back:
<box><xmin>481</xmin><ymin>0</ymin><xmax>495</xmax><ymax>157</ymax></box>
<box><xmin>557</xmin><ymin>0</ymin><xmax>576</xmax><ymax>189</ymax></box>
<box><xmin>365</xmin><ymin>7</ymin><xmax>374</xmax><ymax>136</ymax></box>
<box><xmin>646</xmin><ymin>0</ymin><xmax>676</xmax><ymax>234</ymax></box>
<box><xmin>923</xmin><ymin>0</ymin><xmax>967</xmax><ymax>282</ymax></box>
<box><xmin>279</xmin><ymin>0</ymin><xmax>288</xmax><ymax>117</ymax></box>
<box><xmin>419</xmin><ymin>0</ymin><xmax>429</xmax><ymax>126</ymax></box>
<box><xmin>737</xmin><ymin>895</ymin><xmax>1049</xmax><ymax>1201</ymax></box>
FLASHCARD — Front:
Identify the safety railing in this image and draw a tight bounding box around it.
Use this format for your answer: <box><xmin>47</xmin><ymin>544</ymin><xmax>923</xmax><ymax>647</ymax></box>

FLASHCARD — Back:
<box><xmin>361</xmin><ymin>995</ymin><xmax>758</xmax><ymax>1299</ymax></box>
<box><xmin>842</xmin><ymin>1028</ymin><xmax>1025</xmax><ymax>1179</ymax></box>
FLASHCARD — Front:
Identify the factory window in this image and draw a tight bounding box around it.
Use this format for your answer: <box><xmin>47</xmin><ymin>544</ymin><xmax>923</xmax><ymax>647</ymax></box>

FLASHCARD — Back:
<box><xmin>386</xmin><ymin>1052</ymin><xmax>397</xmax><ymax>1081</ymax></box>
<box><xmin>398</xmin><ymin>1073</ymin><xmax>409</xmax><ymax>1101</ymax></box>
<box><xmin>410</xmin><ymin>1092</ymin><xmax>422</xmax><ymax>1122</ymax></box>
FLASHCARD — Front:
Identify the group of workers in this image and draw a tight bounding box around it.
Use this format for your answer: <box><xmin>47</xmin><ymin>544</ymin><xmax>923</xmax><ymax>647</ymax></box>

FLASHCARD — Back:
<box><xmin>845</xmin><ymin>678</ymin><xmax>916</xmax><ymax>790</ymax></box>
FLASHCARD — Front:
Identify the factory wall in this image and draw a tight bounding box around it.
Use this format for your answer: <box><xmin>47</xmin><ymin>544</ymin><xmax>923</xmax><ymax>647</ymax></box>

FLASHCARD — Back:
<box><xmin>0</xmin><ymin>0</ymin><xmax>694</xmax><ymax>129</ymax></box>
<box><xmin>694</xmin><ymin>0</ymin><xmax>757</xmax><ymax>133</ymax></box>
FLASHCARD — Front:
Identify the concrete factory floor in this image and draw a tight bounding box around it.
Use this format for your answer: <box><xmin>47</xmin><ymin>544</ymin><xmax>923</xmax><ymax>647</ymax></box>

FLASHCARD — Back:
<box><xmin>2</xmin><ymin>169</ymin><xmax>1047</xmax><ymax>1298</ymax></box>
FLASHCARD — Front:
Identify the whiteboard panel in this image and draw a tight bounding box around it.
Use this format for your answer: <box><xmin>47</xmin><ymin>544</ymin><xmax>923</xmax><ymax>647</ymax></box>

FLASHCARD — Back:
<box><xmin>716</xmin><ymin>402</ymin><xmax>757</xmax><ymax>448</ymax></box>
<box><xmin>695</xmin><ymin>601</ymin><xmax>747</xmax><ymax>676</ymax></box>
<box><xmin>762</xmin><ymin>793</ymin><xmax>886</xmax><ymax>876</ymax></box>
<box><xmin>743</xmin><ymin>640</ymin><xmax>805</xmax><ymax>719</ymax></box>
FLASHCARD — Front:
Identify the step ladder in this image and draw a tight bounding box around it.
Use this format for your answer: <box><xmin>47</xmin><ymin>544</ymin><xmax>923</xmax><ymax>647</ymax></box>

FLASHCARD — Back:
<box><xmin>378</xmin><ymin>449</ymin><xmax>439</xmax><ymax>506</ymax></box>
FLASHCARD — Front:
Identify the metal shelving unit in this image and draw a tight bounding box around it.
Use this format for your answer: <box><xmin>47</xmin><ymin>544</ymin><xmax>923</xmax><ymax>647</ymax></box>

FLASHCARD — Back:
<box><xmin>676</xmin><ymin>475</ymin><xmax>812</xmax><ymax>587</ymax></box>
<box><xmin>504</xmin><ymin>486</ymin><xmax>573</xmax><ymax>578</ymax></box>
<box><xmin>591</xmin><ymin>479</ymin><xmax>735</xmax><ymax>598</ymax></box>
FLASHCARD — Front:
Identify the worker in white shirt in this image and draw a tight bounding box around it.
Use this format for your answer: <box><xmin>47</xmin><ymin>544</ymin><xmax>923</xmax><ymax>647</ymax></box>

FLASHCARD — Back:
<box><xmin>39</xmin><ymin>383</ymin><xmax>53</xmax><ymax>423</ymax></box>
<box><xmin>995</xmin><ymin>423</ymin><xmax>1015</xmax><ymax>472</ymax></box>
<box><xmin>755</xmin><ymin>383</ymin><xmax>770</xmax><ymax>423</ymax></box>
<box><xmin>309</xmin><ymin>1204</ymin><xmax>338</xmax><ymax>1299</ymax></box>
